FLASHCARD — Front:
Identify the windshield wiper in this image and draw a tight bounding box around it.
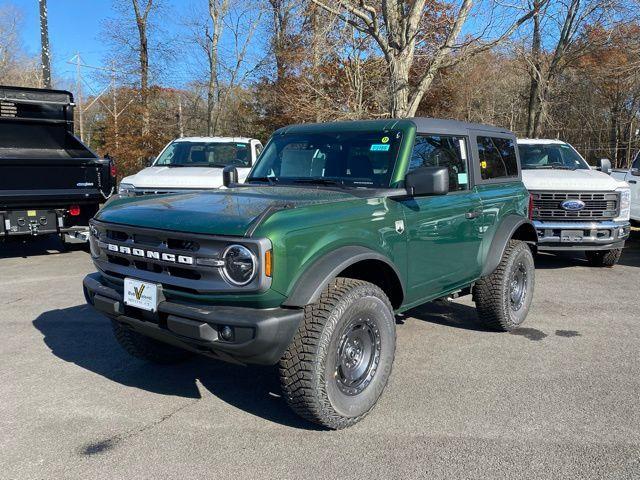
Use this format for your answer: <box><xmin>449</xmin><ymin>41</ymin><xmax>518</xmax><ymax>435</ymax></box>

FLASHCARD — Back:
<box><xmin>248</xmin><ymin>176</ymin><xmax>278</xmax><ymax>185</ymax></box>
<box><xmin>291</xmin><ymin>178</ymin><xmax>347</xmax><ymax>188</ymax></box>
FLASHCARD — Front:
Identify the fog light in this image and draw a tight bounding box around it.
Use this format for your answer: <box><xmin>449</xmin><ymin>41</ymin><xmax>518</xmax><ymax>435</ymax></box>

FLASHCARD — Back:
<box><xmin>220</xmin><ymin>325</ymin><xmax>233</xmax><ymax>341</ymax></box>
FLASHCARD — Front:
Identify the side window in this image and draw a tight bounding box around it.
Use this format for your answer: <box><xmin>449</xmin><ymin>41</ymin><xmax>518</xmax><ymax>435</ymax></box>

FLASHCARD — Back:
<box><xmin>632</xmin><ymin>152</ymin><xmax>640</xmax><ymax>170</ymax></box>
<box><xmin>477</xmin><ymin>136</ymin><xmax>518</xmax><ymax>180</ymax></box>
<box><xmin>408</xmin><ymin>135</ymin><xmax>469</xmax><ymax>191</ymax></box>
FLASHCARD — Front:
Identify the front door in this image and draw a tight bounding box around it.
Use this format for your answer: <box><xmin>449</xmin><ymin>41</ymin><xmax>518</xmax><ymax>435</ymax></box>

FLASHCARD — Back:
<box><xmin>399</xmin><ymin>134</ymin><xmax>484</xmax><ymax>305</ymax></box>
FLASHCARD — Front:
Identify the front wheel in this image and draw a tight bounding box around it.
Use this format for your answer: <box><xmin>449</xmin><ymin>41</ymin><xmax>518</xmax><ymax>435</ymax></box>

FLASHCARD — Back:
<box><xmin>585</xmin><ymin>249</ymin><xmax>622</xmax><ymax>267</ymax></box>
<box><xmin>473</xmin><ymin>240</ymin><xmax>535</xmax><ymax>331</ymax></box>
<box><xmin>279</xmin><ymin>278</ymin><xmax>396</xmax><ymax>430</ymax></box>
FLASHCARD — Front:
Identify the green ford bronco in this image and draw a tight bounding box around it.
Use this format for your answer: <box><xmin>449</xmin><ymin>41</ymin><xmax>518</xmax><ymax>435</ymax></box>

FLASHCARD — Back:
<box><xmin>83</xmin><ymin>118</ymin><xmax>537</xmax><ymax>429</ymax></box>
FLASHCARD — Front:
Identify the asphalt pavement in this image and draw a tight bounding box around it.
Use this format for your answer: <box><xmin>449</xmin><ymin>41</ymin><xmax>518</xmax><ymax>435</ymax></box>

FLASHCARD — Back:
<box><xmin>1</xmin><ymin>232</ymin><xmax>639</xmax><ymax>479</ymax></box>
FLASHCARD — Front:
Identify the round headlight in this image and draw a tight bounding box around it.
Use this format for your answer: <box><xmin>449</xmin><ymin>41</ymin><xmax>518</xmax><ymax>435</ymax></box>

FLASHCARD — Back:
<box><xmin>222</xmin><ymin>245</ymin><xmax>257</xmax><ymax>286</ymax></box>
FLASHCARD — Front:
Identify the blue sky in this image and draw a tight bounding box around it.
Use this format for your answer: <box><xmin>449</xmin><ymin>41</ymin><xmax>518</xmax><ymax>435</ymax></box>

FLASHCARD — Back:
<box><xmin>12</xmin><ymin>0</ymin><xmax>116</xmax><ymax>84</ymax></box>
<box><xmin>9</xmin><ymin>0</ymin><xmax>270</xmax><ymax>90</ymax></box>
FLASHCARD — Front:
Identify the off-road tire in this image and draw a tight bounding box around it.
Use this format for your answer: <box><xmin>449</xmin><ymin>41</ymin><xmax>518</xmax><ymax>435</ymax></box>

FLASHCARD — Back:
<box><xmin>585</xmin><ymin>248</ymin><xmax>622</xmax><ymax>267</ymax></box>
<box><xmin>473</xmin><ymin>240</ymin><xmax>535</xmax><ymax>331</ymax></box>
<box><xmin>279</xmin><ymin>278</ymin><xmax>396</xmax><ymax>430</ymax></box>
<box><xmin>111</xmin><ymin>321</ymin><xmax>193</xmax><ymax>364</ymax></box>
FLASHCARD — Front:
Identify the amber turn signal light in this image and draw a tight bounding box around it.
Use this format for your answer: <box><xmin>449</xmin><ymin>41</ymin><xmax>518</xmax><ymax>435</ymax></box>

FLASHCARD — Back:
<box><xmin>265</xmin><ymin>250</ymin><xmax>272</xmax><ymax>277</ymax></box>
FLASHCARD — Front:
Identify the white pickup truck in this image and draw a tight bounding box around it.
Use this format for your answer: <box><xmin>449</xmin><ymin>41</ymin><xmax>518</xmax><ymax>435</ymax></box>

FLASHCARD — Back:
<box><xmin>518</xmin><ymin>139</ymin><xmax>631</xmax><ymax>267</ymax></box>
<box><xmin>611</xmin><ymin>152</ymin><xmax>640</xmax><ymax>222</ymax></box>
<box><xmin>118</xmin><ymin>137</ymin><xmax>263</xmax><ymax>195</ymax></box>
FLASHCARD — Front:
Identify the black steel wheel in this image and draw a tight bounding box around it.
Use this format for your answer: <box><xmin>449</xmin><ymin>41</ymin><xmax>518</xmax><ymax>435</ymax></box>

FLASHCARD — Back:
<box><xmin>279</xmin><ymin>278</ymin><xmax>396</xmax><ymax>430</ymax></box>
<box><xmin>335</xmin><ymin>317</ymin><xmax>382</xmax><ymax>396</ymax></box>
<box><xmin>473</xmin><ymin>240</ymin><xmax>535</xmax><ymax>331</ymax></box>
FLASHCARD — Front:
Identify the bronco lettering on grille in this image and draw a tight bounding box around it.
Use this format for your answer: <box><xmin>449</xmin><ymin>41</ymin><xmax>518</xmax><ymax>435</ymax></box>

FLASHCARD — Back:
<box><xmin>107</xmin><ymin>243</ymin><xmax>194</xmax><ymax>265</ymax></box>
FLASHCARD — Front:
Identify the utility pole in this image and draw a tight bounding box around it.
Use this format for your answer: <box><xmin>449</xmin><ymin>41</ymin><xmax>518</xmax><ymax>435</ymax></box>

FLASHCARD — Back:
<box><xmin>75</xmin><ymin>53</ymin><xmax>84</xmax><ymax>142</ymax></box>
<box><xmin>39</xmin><ymin>0</ymin><xmax>52</xmax><ymax>88</ymax></box>
<box><xmin>177</xmin><ymin>95</ymin><xmax>184</xmax><ymax>138</ymax></box>
<box><xmin>627</xmin><ymin>117</ymin><xmax>635</xmax><ymax>169</ymax></box>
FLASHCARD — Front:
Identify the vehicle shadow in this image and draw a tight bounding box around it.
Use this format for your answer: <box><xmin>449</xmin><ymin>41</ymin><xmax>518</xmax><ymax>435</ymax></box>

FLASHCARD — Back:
<box><xmin>533</xmin><ymin>251</ymin><xmax>588</xmax><ymax>269</ymax></box>
<box><xmin>619</xmin><ymin>231</ymin><xmax>640</xmax><ymax>267</ymax></box>
<box><xmin>533</xmin><ymin>230</ymin><xmax>640</xmax><ymax>269</ymax></box>
<box><xmin>406</xmin><ymin>300</ymin><xmax>491</xmax><ymax>332</ymax></box>
<box><xmin>0</xmin><ymin>236</ymin><xmax>74</xmax><ymax>259</ymax></box>
<box><xmin>32</xmin><ymin>305</ymin><xmax>319</xmax><ymax>430</ymax></box>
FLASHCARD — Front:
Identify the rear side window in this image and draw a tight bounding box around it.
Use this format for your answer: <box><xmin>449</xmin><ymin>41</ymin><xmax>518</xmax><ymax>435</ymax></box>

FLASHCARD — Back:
<box><xmin>633</xmin><ymin>152</ymin><xmax>640</xmax><ymax>170</ymax></box>
<box><xmin>409</xmin><ymin>135</ymin><xmax>469</xmax><ymax>191</ymax></box>
<box><xmin>477</xmin><ymin>136</ymin><xmax>518</xmax><ymax>180</ymax></box>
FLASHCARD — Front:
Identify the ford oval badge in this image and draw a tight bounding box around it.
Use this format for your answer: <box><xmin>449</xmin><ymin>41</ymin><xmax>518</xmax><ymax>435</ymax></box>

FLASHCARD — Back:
<box><xmin>560</xmin><ymin>199</ymin><xmax>586</xmax><ymax>211</ymax></box>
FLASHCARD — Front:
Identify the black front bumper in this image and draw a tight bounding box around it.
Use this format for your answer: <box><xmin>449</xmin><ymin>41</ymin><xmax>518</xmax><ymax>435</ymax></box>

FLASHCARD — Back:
<box><xmin>83</xmin><ymin>273</ymin><xmax>303</xmax><ymax>365</ymax></box>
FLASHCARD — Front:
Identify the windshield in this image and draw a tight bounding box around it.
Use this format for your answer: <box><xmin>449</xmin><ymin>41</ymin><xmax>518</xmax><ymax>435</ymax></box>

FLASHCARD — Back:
<box><xmin>247</xmin><ymin>131</ymin><xmax>403</xmax><ymax>188</ymax></box>
<box><xmin>154</xmin><ymin>141</ymin><xmax>251</xmax><ymax>168</ymax></box>
<box><xmin>518</xmin><ymin>143</ymin><xmax>590</xmax><ymax>170</ymax></box>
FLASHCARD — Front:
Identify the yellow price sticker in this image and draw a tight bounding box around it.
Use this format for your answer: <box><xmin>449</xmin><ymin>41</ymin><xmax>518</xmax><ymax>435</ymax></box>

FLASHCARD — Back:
<box><xmin>480</xmin><ymin>161</ymin><xmax>487</xmax><ymax>169</ymax></box>
<box><xmin>381</xmin><ymin>136</ymin><xmax>389</xmax><ymax>144</ymax></box>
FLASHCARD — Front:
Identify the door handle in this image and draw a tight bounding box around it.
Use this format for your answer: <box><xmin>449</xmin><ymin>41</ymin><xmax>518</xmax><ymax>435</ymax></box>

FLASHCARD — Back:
<box><xmin>465</xmin><ymin>210</ymin><xmax>482</xmax><ymax>219</ymax></box>
<box><xmin>629</xmin><ymin>180</ymin><xmax>637</xmax><ymax>184</ymax></box>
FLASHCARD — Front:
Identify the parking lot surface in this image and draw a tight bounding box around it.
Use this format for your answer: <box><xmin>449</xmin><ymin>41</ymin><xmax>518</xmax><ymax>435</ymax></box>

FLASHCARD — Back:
<box><xmin>1</xmin><ymin>233</ymin><xmax>639</xmax><ymax>479</ymax></box>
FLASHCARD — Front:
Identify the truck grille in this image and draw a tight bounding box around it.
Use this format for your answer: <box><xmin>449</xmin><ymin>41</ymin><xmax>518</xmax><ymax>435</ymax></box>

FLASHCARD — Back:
<box><xmin>530</xmin><ymin>191</ymin><xmax>619</xmax><ymax>221</ymax></box>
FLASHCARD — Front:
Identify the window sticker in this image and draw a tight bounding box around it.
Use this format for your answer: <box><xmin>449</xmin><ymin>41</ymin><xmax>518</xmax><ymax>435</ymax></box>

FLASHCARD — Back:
<box><xmin>381</xmin><ymin>136</ymin><xmax>389</xmax><ymax>144</ymax></box>
<box><xmin>458</xmin><ymin>139</ymin><xmax>467</xmax><ymax>160</ymax></box>
<box><xmin>237</xmin><ymin>144</ymin><xmax>247</xmax><ymax>148</ymax></box>
<box><xmin>370</xmin><ymin>144</ymin><xmax>390</xmax><ymax>152</ymax></box>
<box><xmin>480</xmin><ymin>160</ymin><xmax>487</xmax><ymax>169</ymax></box>
<box><xmin>458</xmin><ymin>173</ymin><xmax>468</xmax><ymax>185</ymax></box>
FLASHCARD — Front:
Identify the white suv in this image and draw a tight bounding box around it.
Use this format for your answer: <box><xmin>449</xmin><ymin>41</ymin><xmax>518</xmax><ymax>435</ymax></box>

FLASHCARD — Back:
<box><xmin>518</xmin><ymin>139</ymin><xmax>631</xmax><ymax>267</ymax></box>
<box><xmin>118</xmin><ymin>137</ymin><xmax>263</xmax><ymax>195</ymax></box>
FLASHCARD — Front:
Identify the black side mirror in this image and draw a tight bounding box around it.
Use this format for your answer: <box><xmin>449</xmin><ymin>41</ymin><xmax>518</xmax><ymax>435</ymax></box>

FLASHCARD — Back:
<box><xmin>631</xmin><ymin>168</ymin><xmax>640</xmax><ymax>177</ymax></box>
<box><xmin>598</xmin><ymin>158</ymin><xmax>611</xmax><ymax>175</ymax></box>
<box><xmin>223</xmin><ymin>166</ymin><xmax>238</xmax><ymax>188</ymax></box>
<box><xmin>145</xmin><ymin>156</ymin><xmax>156</xmax><ymax>167</ymax></box>
<box><xmin>405</xmin><ymin>166</ymin><xmax>449</xmax><ymax>196</ymax></box>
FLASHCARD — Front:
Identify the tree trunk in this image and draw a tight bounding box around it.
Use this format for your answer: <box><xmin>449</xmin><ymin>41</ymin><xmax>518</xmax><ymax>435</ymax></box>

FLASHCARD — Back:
<box><xmin>132</xmin><ymin>0</ymin><xmax>152</xmax><ymax>139</ymax></box>
<box><xmin>206</xmin><ymin>0</ymin><xmax>227</xmax><ymax>136</ymax></box>
<box><xmin>389</xmin><ymin>56</ymin><xmax>411</xmax><ymax>117</ymax></box>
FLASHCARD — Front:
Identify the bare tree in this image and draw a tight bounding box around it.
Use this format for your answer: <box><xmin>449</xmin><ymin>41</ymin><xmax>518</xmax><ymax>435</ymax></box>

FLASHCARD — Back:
<box><xmin>522</xmin><ymin>0</ymin><xmax>625</xmax><ymax>137</ymax></box>
<box><xmin>0</xmin><ymin>5</ymin><xmax>40</xmax><ymax>87</ymax></box>
<box><xmin>204</xmin><ymin>0</ymin><xmax>229</xmax><ymax>136</ymax></box>
<box><xmin>310</xmin><ymin>0</ymin><xmax>544</xmax><ymax>117</ymax></box>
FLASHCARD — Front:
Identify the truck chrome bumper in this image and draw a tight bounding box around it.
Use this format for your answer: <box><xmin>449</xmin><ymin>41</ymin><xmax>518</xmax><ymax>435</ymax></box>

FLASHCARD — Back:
<box><xmin>533</xmin><ymin>220</ymin><xmax>630</xmax><ymax>251</ymax></box>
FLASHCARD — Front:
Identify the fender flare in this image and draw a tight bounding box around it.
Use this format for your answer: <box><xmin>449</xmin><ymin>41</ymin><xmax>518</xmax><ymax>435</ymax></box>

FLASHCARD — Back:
<box><xmin>282</xmin><ymin>246</ymin><xmax>405</xmax><ymax>308</ymax></box>
<box><xmin>481</xmin><ymin>215</ymin><xmax>537</xmax><ymax>277</ymax></box>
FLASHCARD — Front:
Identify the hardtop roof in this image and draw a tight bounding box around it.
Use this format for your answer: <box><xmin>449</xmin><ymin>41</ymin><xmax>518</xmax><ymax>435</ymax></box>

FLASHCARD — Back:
<box><xmin>274</xmin><ymin>117</ymin><xmax>514</xmax><ymax>137</ymax></box>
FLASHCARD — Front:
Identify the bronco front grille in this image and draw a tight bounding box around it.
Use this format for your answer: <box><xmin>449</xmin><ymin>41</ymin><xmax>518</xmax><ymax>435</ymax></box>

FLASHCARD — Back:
<box><xmin>530</xmin><ymin>191</ymin><xmax>619</xmax><ymax>221</ymax></box>
<box><xmin>89</xmin><ymin>220</ymin><xmax>271</xmax><ymax>294</ymax></box>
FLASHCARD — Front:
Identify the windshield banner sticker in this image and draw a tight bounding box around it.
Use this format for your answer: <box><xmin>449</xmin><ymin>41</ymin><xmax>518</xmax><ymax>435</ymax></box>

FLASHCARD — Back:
<box><xmin>370</xmin><ymin>144</ymin><xmax>390</xmax><ymax>152</ymax></box>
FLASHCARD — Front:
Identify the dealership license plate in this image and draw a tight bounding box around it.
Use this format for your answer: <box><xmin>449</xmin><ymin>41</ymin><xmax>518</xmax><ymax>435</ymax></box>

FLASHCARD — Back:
<box><xmin>124</xmin><ymin>278</ymin><xmax>160</xmax><ymax>311</ymax></box>
<box><xmin>560</xmin><ymin>230</ymin><xmax>584</xmax><ymax>243</ymax></box>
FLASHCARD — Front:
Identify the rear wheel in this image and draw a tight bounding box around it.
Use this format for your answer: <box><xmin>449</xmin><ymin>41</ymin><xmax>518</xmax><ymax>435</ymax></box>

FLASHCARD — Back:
<box><xmin>111</xmin><ymin>321</ymin><xmax>193</xmax><ymax>364</ymax></box>
<box><xmin>279</xmin><ymin>278</ymin><xmax>396</xmax><ymax>429</ymax></box>
<box><xmin>473</xmin><ymin>240</ymin><xmax>535</xmax><ymax>331</ymax></box>
<box><xmin>585</xmin><ymin>249</ymin><xmax>621</xmax><ymax>267</ymax></box>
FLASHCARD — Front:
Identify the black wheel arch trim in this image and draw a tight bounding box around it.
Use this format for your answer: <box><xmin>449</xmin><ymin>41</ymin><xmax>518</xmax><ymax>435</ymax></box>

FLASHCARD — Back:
<box><xmin>481</xmin><ymin>215</ymin><xmax>537</xmax><ymax>277</ymax></box>
<box><xmin>282</xmin><ymin>246</ymin><xmax>405</xmax><ymax>308</ymax></box>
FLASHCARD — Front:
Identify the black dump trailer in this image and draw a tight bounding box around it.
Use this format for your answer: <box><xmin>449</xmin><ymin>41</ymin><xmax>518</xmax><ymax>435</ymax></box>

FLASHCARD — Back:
<box><xmin>0</xmin><ymin>86</ymin><xmax>115</xmax><ymax>244</ymax></box>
